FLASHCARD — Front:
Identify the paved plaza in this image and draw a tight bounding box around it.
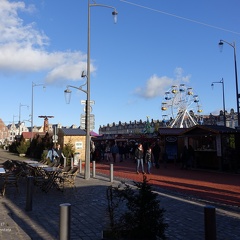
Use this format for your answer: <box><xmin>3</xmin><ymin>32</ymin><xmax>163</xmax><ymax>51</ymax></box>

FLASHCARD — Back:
<box><xmin>0</xmin><ymin>149</ymin><xmax>239</xmax><ymax>240</ymax></box>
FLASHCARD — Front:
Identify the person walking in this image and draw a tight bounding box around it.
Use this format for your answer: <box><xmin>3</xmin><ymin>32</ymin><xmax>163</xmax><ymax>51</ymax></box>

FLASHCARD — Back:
<box><xmin>118</xmin><ymin>142</ymin><xmax>124</xmax><ymax>162</ymax></box>
<box><xmin>135</xmin><ymin>143</ymin><xmax>145</xmax><ymax>174</ymax></box>
<box><xmin>145</xmin><ymin>146</ymin><xmax>152</xmax><ymax>174</ymax></box>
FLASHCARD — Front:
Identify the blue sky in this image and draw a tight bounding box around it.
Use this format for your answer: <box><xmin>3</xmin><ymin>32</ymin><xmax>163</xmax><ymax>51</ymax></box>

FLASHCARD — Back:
<box><xmin>1</xmin><ymin>0</ymin><xmax>240</xmax><ymax>132</ymax></box>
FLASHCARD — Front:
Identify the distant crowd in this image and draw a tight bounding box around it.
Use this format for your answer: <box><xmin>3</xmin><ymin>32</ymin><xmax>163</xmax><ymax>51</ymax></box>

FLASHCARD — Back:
<box><xmin>91</xmin><ymin>140</ymin><xmax>165</xmax><ymax>167</ymax></box>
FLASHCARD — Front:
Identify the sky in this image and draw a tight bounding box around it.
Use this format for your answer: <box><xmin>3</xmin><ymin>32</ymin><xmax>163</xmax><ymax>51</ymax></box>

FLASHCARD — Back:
<box><xmin>1</xmin><ymin>0</ymin><xmax>240</xmax><ymax>132</ymax></box>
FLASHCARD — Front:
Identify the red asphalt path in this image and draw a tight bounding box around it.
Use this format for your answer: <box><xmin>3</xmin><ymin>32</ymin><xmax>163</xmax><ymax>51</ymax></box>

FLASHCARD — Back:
<box><xmin>94</xmin><ymin>160</ymin><xmax>240</xmax><ymax>208</ymax></box>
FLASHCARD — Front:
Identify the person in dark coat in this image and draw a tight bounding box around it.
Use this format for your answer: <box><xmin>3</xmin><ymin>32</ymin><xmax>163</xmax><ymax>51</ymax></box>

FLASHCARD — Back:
<box><xmin>135</xmin><ymin>143</ymin><xmax>145</xmax><ymax>174</ymax></box>
<box><xmin>152</xmin><ymin>141</ymin><xmax>161</xmax><ymax>169</ymax></box>
<box><xmin>181</xmin><ymin>145</ymin><xmax>189</xmax><ymax>169</ymax></box>
<box><xmin>188</xmin><ymin>145</ymin><xmax>195</xmax><ymax>169</ymax></box>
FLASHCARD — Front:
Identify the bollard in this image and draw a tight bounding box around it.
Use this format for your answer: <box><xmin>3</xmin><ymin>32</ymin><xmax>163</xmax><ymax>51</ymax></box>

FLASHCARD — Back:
<box><xmin>110</xmin><ymin>163</ymin><xmax>113</xmax><ymax>182</ymax></box>
<box><xmin>204</xmin><ymin>205</ymin><xmax>216</xmax><ymax>240</ymax></box>
<box><xmin>78</xmin><ymin>159</ymin><xmax>82</xmax><ymax>174</ymax></box>
<box><xmin>25</xmin><ymin>176</ymin><xmax>34</xmax><ymax>211</ymax></box>
<box><xmin>59</xmin><ymin>203</ymin><xmax>71</xmax><ymax>240</ymax></box>
<box><xmin>92</xmin><ymin>161</ymin><xmax>96</xmax><ymax>178</ymax></box>
<box><xmin>71</xmin><ymin>157</ymin><xmax>73</xmax><ymax>169</ymax></box>
<box><xmin>63</xmin><ymin>157</ymin><xmax>66</xmax><ymax>168</ymax></box>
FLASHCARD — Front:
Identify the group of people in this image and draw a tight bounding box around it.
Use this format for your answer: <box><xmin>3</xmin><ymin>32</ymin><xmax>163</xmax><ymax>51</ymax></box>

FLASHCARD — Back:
<box><xmin>90</xmin><ymin>140</ymin><xmax>166</xmax><ymax>175</ymax></box>
<box><xmin>92</xmin><ymin>141</ymin><xmax>137</xmax><ymax>162</ymax></box>
<box><xmin>46</xmin><ymin>143</ymin><xmax>64</xmax><ymax>165</ymax></box>
<box><xmin>134</xmin><ymin>142</ymin><xmax>162</xmax><ymax>175</ymax></box>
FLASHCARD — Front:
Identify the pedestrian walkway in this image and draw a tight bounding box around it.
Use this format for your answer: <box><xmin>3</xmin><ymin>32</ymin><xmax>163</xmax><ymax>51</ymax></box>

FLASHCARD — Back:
<box><xmin>95</xmin><ymin>159</ymin><xmax>240</xmax><ymax>208</ymax></box>
<box><xmin>0</xmin><ymin>149</ymin><xmax>239</xmax><ymax>240</ymax></box>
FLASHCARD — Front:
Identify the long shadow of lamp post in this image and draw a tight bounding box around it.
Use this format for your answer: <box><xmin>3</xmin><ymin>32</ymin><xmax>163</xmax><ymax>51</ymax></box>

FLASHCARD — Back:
<box><xmin>219</xmin><ymin>40</ymin><xmax>240</xmax><ymax>128</ymax></box>
<box><xmin>211</xmin><ymin>78</ymin><xmax>226</xmax><ymax>127</ymax></box>
<box><xmin>64</xmin><ymin>0</ymin><xmax>118</xmax><ymax>180</ymax></box>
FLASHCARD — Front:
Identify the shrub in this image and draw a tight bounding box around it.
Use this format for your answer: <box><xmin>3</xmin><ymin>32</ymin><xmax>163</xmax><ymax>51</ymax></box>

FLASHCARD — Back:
<box><xmin>106</xmin><ymin>175</ymin><xmax>168</xmax><ymax>240</ymax></box>
<box><xmin>62</xmin><ymin>140</ymin><xmax>75</xmax><ymax>164</ymax></box>
<box><xmin>17</xmin><ymin>140</ymin><xmax>30</xmax><ymax>154</ymax></box>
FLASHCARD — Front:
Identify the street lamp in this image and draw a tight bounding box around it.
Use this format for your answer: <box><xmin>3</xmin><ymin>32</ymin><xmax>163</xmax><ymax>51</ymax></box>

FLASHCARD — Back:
<box><xmin>218</xmin><ymin>40</ymin><xmax>240</xmax><ymax>127</ymax></box>
<box><xmin>11</xmin><ymin>115</ymin><xmax>18</xmax><ymax>142</ymax></box>
<box><xmin>65</xmin><ymin>1</ymin><xmax>117</xmax><ymax>180</ymax></box>
<box><xmin>31</xmin><ymin>82</ymin><xmax>46</xmax><ymax>141</ymax></box>
<box><xmin>19</xmin><ymin>103</ymin><xmax>29</xmax><ymax>135</ymax></box>
<box><xmin>211</xmin><ymin>78</ymin><xmax>226</xmax><ymax>127</ymax></box>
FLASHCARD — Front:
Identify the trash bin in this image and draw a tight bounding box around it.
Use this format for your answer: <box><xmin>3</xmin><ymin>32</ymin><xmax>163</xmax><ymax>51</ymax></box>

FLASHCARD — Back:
<box><xmin>74</xmin><ymin>152</ymin><xmax>80</xmax><ymax>166</ymax></box>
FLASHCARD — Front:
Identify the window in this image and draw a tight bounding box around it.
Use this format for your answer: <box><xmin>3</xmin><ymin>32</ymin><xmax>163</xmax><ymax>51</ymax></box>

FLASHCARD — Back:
<box><xmin>75</xmin><ymin>142</ymin><xmax>83</xmax><ymax>150</ymax></box>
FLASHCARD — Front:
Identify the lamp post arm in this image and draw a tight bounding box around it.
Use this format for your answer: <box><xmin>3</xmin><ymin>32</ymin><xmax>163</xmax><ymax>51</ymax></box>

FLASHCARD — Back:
<box><xmin>219</xmin><ymin>39</ymin><xmax>235</xmax><ymax>48</ymax></box>
<box><xmin>90</xmin><ymin>3</ymin><xmax>117</xmax><ymax>11</ymax></box>
<box><xmin>66</xmin><ymin>84</ymin><xmax>87</xmax><ymax>94</ymax></box>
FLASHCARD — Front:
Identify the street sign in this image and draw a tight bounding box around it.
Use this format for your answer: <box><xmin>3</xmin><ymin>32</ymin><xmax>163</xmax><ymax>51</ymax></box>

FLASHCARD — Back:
<box><xmin>81</xmin><ymin>100</ymin><xmax>95</xmax><ymax>105</ymax></box>
<box><xmin>83</xmin><ymin>105</ymin><xmax>93</xmax><ymax>113</ymax></box>
<box><xmin>53</xmin><ymin>135</ymin><xmax>58</xmax><ymax>143</ymax></box>
<box><xmin>81</xmin><ymin>114</ymin><xmax>95</xmax><ymax>130</ymax></box>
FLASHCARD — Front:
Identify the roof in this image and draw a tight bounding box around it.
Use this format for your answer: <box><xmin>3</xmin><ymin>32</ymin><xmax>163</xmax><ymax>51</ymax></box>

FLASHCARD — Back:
<box><xmin>158</xmin><ymin>128</ymin><xmax>185</xmax><ymax>135</ymax></box>
<box><xmin>180</xmin><ymin>125</ymin><xmax>240</xmax><ymax>135</ymax></box>
<box><xmin>59</xmin><ymin>128</ymin><xmax>86</xmax><ymax>136</ymax></box>
<box><xmin>90</xmin><ymin>131</ymin><xmax>101</xmax><ymax>137</ymax></box>
<box><xmin>22</xmin><ymin>132</ymin><xmax>46</xmax><ymax>139</ymax></box>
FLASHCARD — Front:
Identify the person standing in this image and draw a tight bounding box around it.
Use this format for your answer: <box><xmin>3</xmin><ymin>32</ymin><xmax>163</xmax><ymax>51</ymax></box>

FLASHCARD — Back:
<box><xmin>105</xmin><ymin>142</ymin><xmax>111</xmax><ymax>162</ymax></box>
<box><xmin>181</xmin><ymin>145</ymin><xmax>189</xmax><ymax>169</ymax></box>
<box><xmin>47</xmin><ymin>144</ymin><xmax>59</xmax><ymax>164</ymax></box>
<box><xmin>145</xmin><ymin>146</ymin><xmax>152</xmax><ymax>174</ymax></box>
<box><xmin>135</xmin><ymin>143</ymin><xmax>145</xmax><ymax>174</ymax></box>
<box><xmin>118</xmin><ymin>142</ymin><xmax>124</xmax><ymax>162</ymax></box>
<box><xmin>111</xmin><ymin>142</ymin><xmax>119</xmax><ymax>163</ymax></box>
<box><xmin>55</xmin><ymin>143</ymin><xmax>64</xmax><ymax>166</ymax></box>
<box><xmin>152</xmin><ymin>141</ymin><xmax>161</xmax><ymax>169</ymax></box>
<box><xmin>188</xmin><ymin>145</ymin><xmax>195</xmax><ymax>169</ymax></box>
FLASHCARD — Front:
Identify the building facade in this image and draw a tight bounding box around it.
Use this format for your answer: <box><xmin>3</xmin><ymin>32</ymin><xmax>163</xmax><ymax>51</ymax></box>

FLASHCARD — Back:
<box><xmin>99</xmin><ymin>110</ymin><xmax>239</xmax><ymax>136</ymax></box>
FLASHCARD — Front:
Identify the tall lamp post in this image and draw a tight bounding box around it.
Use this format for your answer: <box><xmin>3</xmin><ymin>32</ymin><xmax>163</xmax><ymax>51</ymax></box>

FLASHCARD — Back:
<box><xmin>11</xmin><ymin>115</ymin><xmax>18</xmax><ymax>142</ymax></box>
<box><xmin>31</xmin><ymin>82</ymin><xmax>46</xmax><ymax>141</ymax></box>
<box><xmin>218</xmin><ymin>40</ymin><xmax>240</xmax><ymax>127</ymax></box>
<box><xmin>19</xmin><ymin>103</ymin><xmax>29</xmax><ymax>135</ymax></box>
<box><xmin>211</xmin><ymin>78</ymin><xmax>226</xmax><ymax>127</ymax></box>
<box><xmin>64</xmin><ymin>1</ymin><xmax>117</xmax><ymax>180</ymax></box>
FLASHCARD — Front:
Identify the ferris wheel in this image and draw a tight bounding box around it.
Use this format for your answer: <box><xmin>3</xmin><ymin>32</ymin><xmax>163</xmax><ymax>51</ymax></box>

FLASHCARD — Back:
<box><xmin>161</xmin><ymin>83</ymin><xmax>203</xmax><ymax>128</ymax></box>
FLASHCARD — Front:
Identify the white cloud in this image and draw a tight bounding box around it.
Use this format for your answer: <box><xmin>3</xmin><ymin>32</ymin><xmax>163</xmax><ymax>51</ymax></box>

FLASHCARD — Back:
<box><xmin>0</xmin><ymin>0</ymin><xmax>90</xmax><ymax>83</ymax></box>
<box><xmin>174</xmin><ymin>67</ymin><xmax>191</xmax><ymax>82</ymax></box>
<box><xmin>135</xmin><ymin>74</ymin><xmax>173</xmax><ymax>98</ymax></box>
<box><xmin>135</xmin><ymin>67</ymin><xmax>192</xmax><ymax>99</ymax></box>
